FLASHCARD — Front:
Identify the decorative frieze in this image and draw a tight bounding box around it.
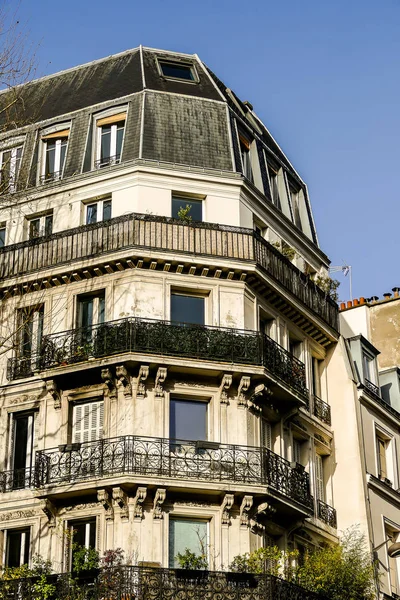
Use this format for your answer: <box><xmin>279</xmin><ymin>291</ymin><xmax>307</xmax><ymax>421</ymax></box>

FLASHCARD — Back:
<box><xmin>0</xmin><ymin>509</ymin><xmax>36</xmax><ymax>522</ymax></box>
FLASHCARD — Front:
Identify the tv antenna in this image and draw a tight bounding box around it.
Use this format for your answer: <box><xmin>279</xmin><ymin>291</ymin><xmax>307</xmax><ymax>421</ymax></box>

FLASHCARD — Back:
<box><xmin>329</xmin><ymin>263</ymin><xmax>352</xmax><ymax>301</ymax></box>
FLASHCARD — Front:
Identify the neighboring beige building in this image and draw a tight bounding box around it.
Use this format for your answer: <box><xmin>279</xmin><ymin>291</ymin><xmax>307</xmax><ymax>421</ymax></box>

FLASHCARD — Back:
<box><xmin>0</xmin><ymin>46</ymin><xmax>341</xmax><ymax>591</ymax></box>
<box><xmin>340</xmin><ymin>293</ymin><xmax>400</xmax><ymax>600</ymax></box>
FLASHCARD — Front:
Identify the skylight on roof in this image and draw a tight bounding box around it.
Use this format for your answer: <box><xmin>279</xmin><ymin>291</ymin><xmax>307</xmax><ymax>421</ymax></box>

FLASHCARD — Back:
<box><xmin>159</xmin><ymin>61</ymin><xmax>196</xmax><ymax>82</ymax></box>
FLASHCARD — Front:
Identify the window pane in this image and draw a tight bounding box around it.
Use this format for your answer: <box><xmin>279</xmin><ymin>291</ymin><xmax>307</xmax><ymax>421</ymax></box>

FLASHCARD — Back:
<box><xmin>0</xmin><ymin>227</ymin><xmax>5</xmax><ymax>247</ymax></box>
<box><xmin>45</xmin><ymin>215</ymin><xmax>53</xmax><ymax>236</ymax></box>
<box><xmin>1</xmin><ymin>150</ymin><xmax>11</xmax><ymax>190</ymax></box>
<box><xmin>86</xmin><ymin>204</ymin><xmax>97</xmax><ymax>225</ymax></box>
<box><xmin>7</xmin><ymin>529</ymin><xmax>30</xmax><ymax>568</ymax></box>
<box><xmin>45</xmin><ymin>141</ymin><xmax>56</xmax><ymax>175</ymax></box>
<box><xmin>116</xmin><ymin>124</ymin><xmax>124</xmax><ymax>160</ymax></box>
<box><xmin>160</xmin><ymin>62</ymin><xmax>194</xmax><ymax>80</ymax></box>
<box><xmin>169</xmin><ymin>519</ymin><xmax>207</xmax><ymax>568</ymax></box>
<box><xmin>172</xmin><ymin>197</ymin><xmax>202</xmax><ymax>221</ymax></box>
<box><xmin>100</xmin><ymin>126</ymin><xmax>111</xmax><ymax>162</ymax></box>
<box><xmin>98</xmin><ymin>295</ymin><xmax>105</xmax><ymax>324</ymax></box>
<box><xmin>171</xmin><ymin>294</ymin><xmax>204</xmax><ymax>325</ymax></box>
<box><xmin>79</xmin><ymin>298</ymin><xmax>93</xmax><ymax>328</ymax></box>
<box><xmin>13</xmin><ymin>416</ymin><xmax>29</xmax><ymax>471</ymax></box>
<box><xmin>170</xmin><ymin>399</ymin><xmax>207</xmax><ymax>441</ymax></box>
<box><xmin>103</xmin><ymin>200</ymin><xmax>112</xmax><ymax>222</ymax></box>
<box><xmin>60</xmin><ymin>139</ymin><xmax>68</xmax><ymax>172</ymax></box>
<box><xmin>29</xmin><ymin>218</ymin><xmax>40</xmax><ymax>239</ymax></box>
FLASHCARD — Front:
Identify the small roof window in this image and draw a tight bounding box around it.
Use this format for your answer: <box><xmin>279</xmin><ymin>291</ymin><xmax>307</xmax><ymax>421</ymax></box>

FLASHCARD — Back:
<box><xmin>159</xmin><ymin>60</ymin><xmax>196</xmax><ymax>82</ymax></box>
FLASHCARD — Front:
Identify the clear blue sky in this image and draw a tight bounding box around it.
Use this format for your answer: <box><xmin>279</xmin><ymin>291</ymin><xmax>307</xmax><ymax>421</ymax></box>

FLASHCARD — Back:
<box><xmin>15</xmin><ymin>0</ymin><xmax>400</xmax><ymax>302</ymax></box>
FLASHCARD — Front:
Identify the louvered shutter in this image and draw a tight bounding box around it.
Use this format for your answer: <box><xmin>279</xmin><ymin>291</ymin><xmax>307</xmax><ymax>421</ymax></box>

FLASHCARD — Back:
<box><xmin>73</xmin><ymin>401</ymin><xmax>104</xmax><ymax>444</ymax></box>
<box><xmin>315</xmin><ymin>454</ymin><xmax>325</xmax><ymax>501</ymax></box>
<box><xmin>261</xmin><ymin>419</ymin><xmax>272</xmax><ymax>450</ymax></box>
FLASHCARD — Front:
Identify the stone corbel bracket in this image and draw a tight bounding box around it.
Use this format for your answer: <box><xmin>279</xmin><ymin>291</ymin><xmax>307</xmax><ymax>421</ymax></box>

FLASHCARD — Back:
<box><xmin>132</xmin><ymin>486</ymin><xmax>147</xmax><ymax>520</ymax></box>
<box><xmin>248</xmin><ymin>383</ymin><xmax>272</xmax><ymax>413</ymax></box>
<box><xmin>112</xmin><ymin>487</ymin><xmax>129</xmax><ymax>520</ymax></box>
<box><xmin>46</xmin><ymin>379</ymin><xmax>61</xmax><ymax>410</ymax></box>
<box><xmin>40</xmin><ymin>499</ymin><xmax>57</xmax><ymax>528</ymax></box>
<box><xmin>101</xmin><ymin>368</ymin><xmax>116</xmax><ymax>399</ymax></box>
<box><xmin>221</xmin><ymin>493</ymin><xmax>234</xmax><ymax>526</ymax></box>
<box><xmin>239</xmin><ymin>495</ymin><xmax>253</xmax><ymax>528</ymax></box>
<box><xmin>250</xmin><ymin>501</ymin><xmax>277</xmax><ymax>534</ymax></box>
<box><xmin>98</xmin><ymin>489</ymin><xmax>114</xmax><ymax>521</ymax></box>
<box><xmin>154</xmin><ymin>367</ymin><xmax>168</xmax><ymax>399</ymax></box>
<box><xmin>153</xmin><ymin>488</ymin><xmax>166</xmax><ymax>519</ymax></box>
<box><xmin>116</xmin><ymin>365</ymin><xmax>132</xmax><ymax>397</ymax></box>
<box><xmin>219</xmin><ymin>374</ymin><xmax>233</xmax><ymax>405</ymax></box>
<box><xmin>136</xmin><ymin>365</ymin><xmax>150</xmax><ymax>399</ymax></box>
<box><xmin>237</xmin><ymin>376</ymin><xmax>251</xmax><ymax>408</ymax></box>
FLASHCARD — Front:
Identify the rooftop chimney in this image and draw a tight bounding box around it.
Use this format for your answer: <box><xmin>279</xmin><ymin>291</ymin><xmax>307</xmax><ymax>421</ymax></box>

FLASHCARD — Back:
<box><xmin>383</xmin><ymin>293</ymin><xmax>392</xmax><ymax>300</ymax></box>
<box><xmin>393</xmin><ymin>287</ymin><xmax>400</xmax><ymax>298</ymax></box>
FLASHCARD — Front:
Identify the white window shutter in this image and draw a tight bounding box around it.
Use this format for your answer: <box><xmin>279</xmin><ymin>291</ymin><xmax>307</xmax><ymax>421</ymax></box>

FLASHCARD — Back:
<box><xmin>261</xmin><ymin>419</ymin><xmax>272</xmax><ymax>450</ymax></box>
<box><xmin>73</xmin><ymin>401</ymin><xmax>104</xmax><ymax>444</ymax></box>
<box><xmin>315</xmin><ymin>454</ymin><xmax>325</xmax><ymax>501</ymax></box>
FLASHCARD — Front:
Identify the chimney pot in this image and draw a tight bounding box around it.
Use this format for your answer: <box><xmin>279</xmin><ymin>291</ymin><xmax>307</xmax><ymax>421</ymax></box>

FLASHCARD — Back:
<box><xmin>359</xmin><ymin>297</ymin><xmax>365</xmax><ymax>304</ymax></box>
<box><xmin>347</xmin><ymin>301</ymin><xmax>353</xmax><ymax>308</ymax></box>
<box><xmin>353</xmin><ymin>298</ymin><xmax>359</xmax><ymax>306</ymax></box>
<box><xmin>371</xmin><ymin>296</ymin><xmax>379</xmax><ymax>302</ymax></box>
<box><xmin>392</xmin><ymin>287</ymin><xmax>400</xmax><ymax>297</ymax></box>
<box><xmin>383</xmin><ymin>293</ymin><xmax>392</xmax><ymax>299</ymax></box>
<box><xmin>340</xmin><ymin>302</ymin><xmax>346</xmax><ymax>310</ymax></box>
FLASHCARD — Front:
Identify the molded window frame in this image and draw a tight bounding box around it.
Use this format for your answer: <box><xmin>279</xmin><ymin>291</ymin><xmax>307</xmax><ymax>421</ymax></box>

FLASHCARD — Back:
<box><xmin>39</xmin><ymin>122</ymin><xmax>71</xmax><ymax>184</ymax></box>
<box><xmin>27</xmin><ymin>211</ymin><xmax>53</xmax><ymax>240</ymax></box>
<box><xmin>0</xmin><ymin>136</ymin><xmax>24</xmax><ymax>194</ymax></box>
<box><xmin>157</xmin><ymin>58</ymin><xmax>199</xmax><ymax>84</ymax></box>
<box><xmin>93</xmin><ymin>107</ymin><xmax>127</xmax><ymax>169</ymax></box>
<box><xmin>83</xmin><ymin>197</ymin><xmax>112</xmax><ymax>225</ymax></box>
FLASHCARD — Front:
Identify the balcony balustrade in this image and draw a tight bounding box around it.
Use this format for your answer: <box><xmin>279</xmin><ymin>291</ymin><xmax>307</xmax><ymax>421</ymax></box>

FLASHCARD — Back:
<box><xmin>364</xmin><ymin>378</ymin><xmax>381</xmax><ymax>399</ymax></box>
<box><xmin>317</xmin><ymin>499</ymin><xmax>337</xmax><ymax>529</ymax></box>
<box><xmin>33</xmin><ymin>435</ymin><xmax>313</xmax><ymax>509</ymax></box>
<box><xmin>7</xmin><ymin>317</ymin><xmax>308</xmax><ymax>398</ymax></box>
<box><xmin>0</xmin><ymin>213</ymin><xmax>339</xmax><ymax>331</ymax></box>
<box><xmin>0</xmin><ymin>566</ymin><xmax>327</xmax><ymax>600</ymax></box>
<box><xmin>312</xmin><ymin>395</ymin><xmax>331</xmax><ymax>426</ymax></box>
<box><xmin>0</xmin><ymin>467</ymin><xmax>33</xmax><ymax>493</ymax></box>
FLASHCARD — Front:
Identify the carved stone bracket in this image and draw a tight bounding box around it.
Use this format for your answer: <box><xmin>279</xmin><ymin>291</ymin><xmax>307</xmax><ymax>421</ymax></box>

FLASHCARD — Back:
<box><xmin>153</xmin><ymin>488</ymin><xmax>166</xmax><ymax>519</ymax></box>
<box><xmin>101</xmin><ymin>368</ymin><xmax>116</xmax><ymax>399</ymax></box>
<box><xmin>132</xmin><ymin>486</ymin><xmax>147</xmax><ymax>520</ymax></box>
<box><xmin>154</xmin><ymin>367</ymin><xmax>168</xmax><ymax>399</ymax></box>
<box><xmin>250</xmin><ymin>501</ymin><xmax>277</xmax><ymax>534</ymax></box>
<box><xmin>248</xmin><ymin>383</ymin><xmax>272</xmax><ymax>413</ymax></box>
<box><xmin>239</xmin><ymin>495</ymin><xmax>253</xmax><ymax>528</ymax></box>
<box><xmin>219</xmin><ymin>374</ymin><xmax>233</xmax><ymax>405</ymax></box>
<box><xmin>237</xmin><ymin>376</ymin><xmax>251</xmax><ymax>408</ymax></box>
<box><xmin>98</xmin><ymin>489</ymin><xmax>114</xmax><ymax>521</ymax></box>
<box><xmin>116</xmin><ymin>365</ymin><xmax>132</xmax><ymax>397</ymax></box>
<box><xmin>46</xmin><ymin>380</ymin><xmax>61</xmax><ymax>410</ymax></box>
<box><xmin>41</xmin><ymin>499</ymin><xmax>57</xmax><ymax>528</ymax></box>
<box><xmin>112</xmin><ymin>487</ymin><xmax>129</xmax><ymax>520</ymax></box>
<box><xmin>136</xmin><ymin>366</ymin><xmax>150</xmax><ymax>399</ymax></box>
<box><xmin>221</xmin><ymin>493</ymin><xmax>234</xmax><ymax>526</ymax></box>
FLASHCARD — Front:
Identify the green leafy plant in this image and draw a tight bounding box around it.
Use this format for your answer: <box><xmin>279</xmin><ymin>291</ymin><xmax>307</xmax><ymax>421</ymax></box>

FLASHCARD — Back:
<box><xmin>296</xmin><ymin>527</ymin><xmax>375</xmax><ymax>600</ymax></box>
<box><xmin>175</xmin><ymin>548</ymin><xmax>208</xmax><ymax>570</ymax></box>
<box><xmin>273</xmin><ymin>240</ymin><xmax>297</xmax><ymax>261</ymax></box>
<box><xmin>313</xmin><ymin>275</ymin><xmax>340</xmax><ymax>302</ymax></box>
<box><xmin>229</xmin><ymin>546</ymin><xmax>298</xmax><ymax>579</ymax></box>
<box><xmin>72</xmin><ymin>544</ymin><xmax>99</xmax><ymax>574</ymax></box>
<box><xmin>177</xmin><ymin>204</ymin><xmax>193</xmax><ymax>223</ymax></box>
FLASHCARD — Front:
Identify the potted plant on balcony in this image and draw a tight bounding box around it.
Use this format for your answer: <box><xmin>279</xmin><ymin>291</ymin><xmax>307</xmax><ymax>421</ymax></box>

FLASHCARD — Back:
<box><xmin>175</xmin><ymin>548</ymin><xmax>209</xmax><ymax>583</ymax></box>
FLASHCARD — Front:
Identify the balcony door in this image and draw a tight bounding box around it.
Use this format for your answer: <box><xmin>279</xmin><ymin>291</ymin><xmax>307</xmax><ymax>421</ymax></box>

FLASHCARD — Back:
<box><xmin>171</xmin><ymin>292</ymin><xmax>205</xmax><ymax>325</ymax></box>
<box><xmin>77</xmin><ymin>291</ymin><xmax>105</xmax><ymax>349</ymax></box>
<box><xmin>169</xmin><ymin>518</ymin><xmax>208</xmax><ymax>568</ymax></box>
<box><xmin>6</xmin><ymin>528</ymin><xmax>30</xmax><ymax>567</ymax></box>
<box><xmin>11</xmin><ymin>412</ymin><xmax>34</xmax><ymax>488</ymax></box>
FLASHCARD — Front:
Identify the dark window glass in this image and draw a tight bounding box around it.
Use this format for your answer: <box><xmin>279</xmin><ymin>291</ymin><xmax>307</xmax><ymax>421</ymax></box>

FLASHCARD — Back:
<box><xmin>160</xmin><ymin>62</ymin><xmax>195</xmax><ymax>81</ymax></box>
<box><xmin>70</xmin><ymin>520</ymin><xmax>96</xmax><ymax>571</ymax></box>
<box><xmin>172</xmin><ymin>197</ymin><xmax>202</xmax><ymax>221</ymax></box>
<box><xmin>86</xmin><ymin>204</ymin><xmax>97</xmax><ymax>225</ymax></box>
<box><xmin>116</xmin><ymin>124</ymin><xmax>124</xmax><ymax>159</ymax></box>
<box><xmin>6</xmin><ymin>529</ymin><xmax>30</xmax><ymax>567</ymax></box>
<box><xmin>0</xmin><ymin>227</ymin><xmax>5</xmax><ymax>247</ymax></box>
<box><xmin>103</xmin><ymin>200</ymin><xmax>112</xmax><ymax>221</ymax></box>
<box><xmin>45</xmin><ymin>141</ymin><xmax>56</xmax><ymax>176</ymax></box>
<box><xmin>171</xmin><ymin>293</ymin><xmax>204</xmax><ymax>325</ymax></box>
<box><xmin>29</xmin><ymin>218</ymin><xmax>40</xmax><ymax>239</ymax></box>
<box><xmin>170</xmin><ymin>399</ymin><xmax>207</xmax><ymax>441</ymax></box>
<box><xmin>20</xmin><ymin>306</ymin><xmax>44</xmax><ymax>356</ymax></box>
<box><xmin>100</xmin><ymin>125</ymin><xmax>111</xmax><ymax>163</ymax></box>
<box><xmin>45</xmin><ymin>215</ymin><xmax>53</xmax><ymax>236</ymax></box>
<box><xmin>79</xmin><ymin>297</ymin><xmax>94</xmax><ymax>329</ymax></box>
<box><xmin>60</xmin><ymin>138</ymin><xmax>68</xmax><ymax>172</ymax></box>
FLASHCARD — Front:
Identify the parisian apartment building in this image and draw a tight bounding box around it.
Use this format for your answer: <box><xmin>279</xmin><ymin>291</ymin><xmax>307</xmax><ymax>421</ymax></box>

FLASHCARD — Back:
<box><xmin>0</xmin><ymin>45</ymin><xmax>353</xmax><ymax>584</ymax></box>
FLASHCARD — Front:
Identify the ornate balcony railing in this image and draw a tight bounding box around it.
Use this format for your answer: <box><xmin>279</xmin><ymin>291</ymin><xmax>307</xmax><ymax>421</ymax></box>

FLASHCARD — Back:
<box><xmin>312</xmin><ymin>395</ymin><xmax>331</xmax><ymax>426</ymax></box>
<box><xmin>94</xmin><ymin>154</ymin><xmax>121</xmax><ymax>168</ymax></box>
<box><xmin>7</xmin><ymin>317</ymin><xmax>308</xmax><ymax>397</ymax></box>
<box><xmin>0</xmin><ymin>566</ymin><xmax>327</xmax><ymax>600</ymax></box>
<box><xmin>364</xmin><ymin>378</ymin><xmax>381</xmax><ymax>399</ymax></box>
<box><xmin>317</xmin><ymin>499</ymin><xmax>337</xmax><ymax>529</ymax></box>
<box><xmin>0</xmin><ymin>213</ymin><xmax>339</xmax><ymax>331</ymax></box>
<box><xmin>0</xmin><ymin>467</ymin><xmax>33</xmax><ymax>493</ymax></box>
<box><xmin>34</xmin><ymin>435</ymin><xmax>313</xmax><ymax>509</ymax></box>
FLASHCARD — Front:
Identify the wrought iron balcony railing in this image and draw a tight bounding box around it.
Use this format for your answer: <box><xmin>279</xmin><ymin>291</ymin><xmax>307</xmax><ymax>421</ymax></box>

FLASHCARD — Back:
<box><xmin>364</xmin><ymin>378</ymin><xmax>381</xmax><ymax>399</ymax></box>
<box><xmin>39</xmin><ymin>171</ymin><xmax>63</xmax><ymax>184</ymax></box>
<box><xmin>94</xmin><ymin>154</ymin><xmax>121</xmax><ymax>169</ymax></box>
<box><xmin>0</xmin><ymin>467</ymin><xmax>34</xmax><ymax>493</ymax></box>
<box><xmin>317</xmin><ymin>499</ymin><xmax>337</xmax><ymax>529</ymax></box>
<box><xmin>0</xmin><ymin>565</ymin><xmax>327</xmax><ymax>600</ymax></box>
<box><xmin>0</xmin><ymin>213</ymin><xmax>339</xmax><ymax>331</ymax></box>
<box><xmin>7</xmin><ymin>317</ymin><xmax>308</xmax><ymax>398</ymax></box>
<box><xmin>312</xmin><ymin>395</ymin><xmax>331</xmax><ymax>426</ymax></box>
<box><xmin>34</xmin><ymin>435</ymin><xmax>313</xmax><ymax>509</ymax></box>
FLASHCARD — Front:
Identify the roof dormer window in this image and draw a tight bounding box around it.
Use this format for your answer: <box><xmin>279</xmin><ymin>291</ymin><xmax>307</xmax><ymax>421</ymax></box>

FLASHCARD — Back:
<box><xmin>94</xmin><ymin>110</ymin><xmax>126</xmax><ymax>169</ymax></box>
<box><xmin>158</xmin><ymin>60</ymin><xmax>198</xmax><ymax>82</ymax></box>
<box><xmin>39</xmin><ymin>124</ymin><xmax>70</xmax><ymax>183</ymax></box>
